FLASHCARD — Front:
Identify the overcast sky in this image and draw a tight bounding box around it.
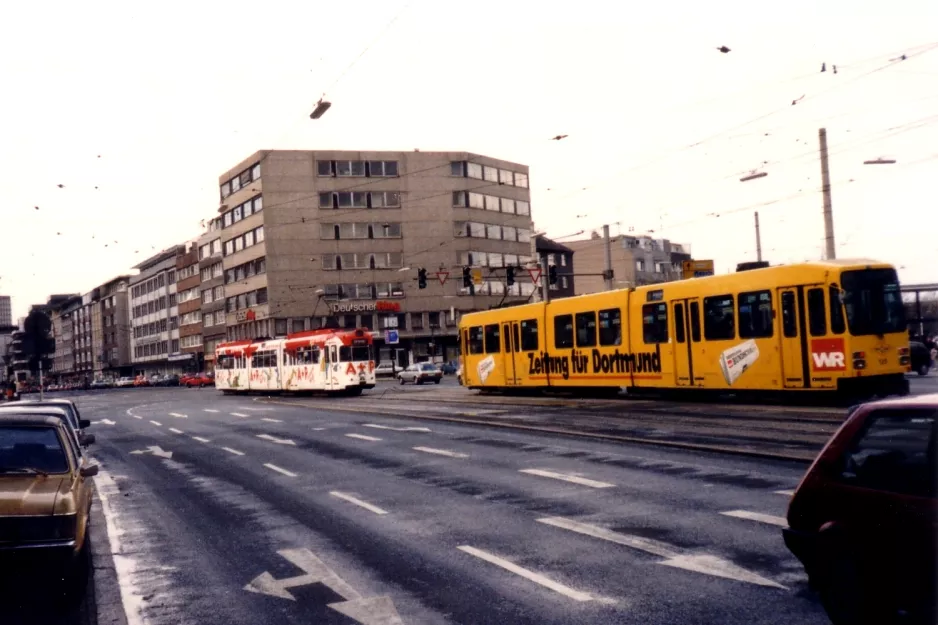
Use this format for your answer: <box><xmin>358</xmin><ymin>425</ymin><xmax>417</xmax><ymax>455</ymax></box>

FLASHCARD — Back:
<box><xmin>2</xmin><ymin>0</ymin><xmax>936</xmax><ymax>319</ymax></box>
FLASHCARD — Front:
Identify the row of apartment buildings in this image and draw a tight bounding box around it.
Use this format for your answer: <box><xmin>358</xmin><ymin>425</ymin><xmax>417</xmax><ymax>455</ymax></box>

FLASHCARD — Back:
<box><xmin>29</xmin><ymin>149</ymin><xmax>693</xmax><ymax>383</ymax></box>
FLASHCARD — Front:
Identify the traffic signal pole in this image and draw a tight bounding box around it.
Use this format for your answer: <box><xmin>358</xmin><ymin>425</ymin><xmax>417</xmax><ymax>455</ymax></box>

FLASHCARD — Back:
<box><xmin>541</xmin><ymin>256</ymin><xmax>551</xmax><ymax>304</ymax></box>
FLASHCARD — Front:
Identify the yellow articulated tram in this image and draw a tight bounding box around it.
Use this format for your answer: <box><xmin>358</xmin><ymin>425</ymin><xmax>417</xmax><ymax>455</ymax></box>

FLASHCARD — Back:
<box><xmin>458</xmin><ymin>260</ymin><xmax>911</xmax><ymax>398</ymax></box>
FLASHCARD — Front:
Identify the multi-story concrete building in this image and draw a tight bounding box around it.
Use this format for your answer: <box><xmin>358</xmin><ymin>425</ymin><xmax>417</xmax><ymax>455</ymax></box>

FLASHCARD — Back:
<box><xmin>0</xmin><ymin>295</ymin><xmax>12</xmax><ymax>328</ymax></box>
<box><xmin>535</xmin><ymin>236</ymin><xmax>576</xmax><ymax>299</ymax></box>
<box><xmin>197</xmin><ymin>217</ymin><xmax>226</xmax><ymax>372</ymax></box>
<box><xmin>567</xmin><ymin>235</ymin><xmax>691</xmax><ymax>295</ymax></box>
<box><xmin>72</xmin><ymin>294</ymin><xmax>95</xmax><ymax>380</ymax></box>
<box><xmin>130</xmin><ymin>246</ymin><xmax>184</xmax><ymax>376</ymax></box>
<box><xmin>175</xmin><ymin>242</ymin><xmax>203</xmax><ymax>371</ymax></box>
<box><xmin>94</xmin><ymin>275</ymin><xmax>133</xmax><ymax>378</ymax></box>
<box><xmin>50</xmin><ymin>295</ymin><xmax>81</xmax><ymax>378</ymax></box>
<box><xmin>215</xmin><ymin>150</ymin><xmax>536</xmax><ymax>365</ymax></box>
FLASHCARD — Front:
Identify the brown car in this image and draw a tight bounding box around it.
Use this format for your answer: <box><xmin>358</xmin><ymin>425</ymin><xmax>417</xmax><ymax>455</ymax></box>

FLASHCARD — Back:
<box><xmin>0</xmin><ymin>413</ymin><xmax>98</xmax><ymax>574</ymax></box>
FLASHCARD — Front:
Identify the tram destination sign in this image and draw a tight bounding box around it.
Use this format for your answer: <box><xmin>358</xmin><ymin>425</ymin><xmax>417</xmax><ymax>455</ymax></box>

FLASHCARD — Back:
<box><xmin>330</xmin><ymin>300</ymin><xmax>402</xmax><ymax>314</ymax></box>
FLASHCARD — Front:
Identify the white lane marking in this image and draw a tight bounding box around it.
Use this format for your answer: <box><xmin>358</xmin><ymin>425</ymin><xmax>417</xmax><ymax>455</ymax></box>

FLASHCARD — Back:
<box><xmin>520</xmin><ymin>469</ymin><xmax>614</xmax><ymax>489</ymax></box>
<box><xmin>192</xmin><ymin>436</ymin><xmax>211</xmax><ymax>443</ymax></box>
<box><xmin>264</xmin><ymin>463</ymin><xmax>298</xmax><ymax>477</ymax></box>
<box><xmin>231</xmin><ymin>412</ymin><xmax>249</xmax><ymax>418</ymax></box>
<box><xmin>721</xmin><ymin>510</ymin><xmax>788</xmax><ymax>527</ymax></box>
<box><xmin>222</xmin><ymin>447</ymin><xmax>245</xmax><ymax>456</ymax></box>
<box><xmin>149</xmin><ymin>420</ymin><xmax>162</xmax><ymax>427</ymax></box>
<box><xmin>256</xmin><ymin>434</ymin><xmax>296</xmax><ymax>446</ymax></box>
<box><xmin>169</xmin><ymin>428</ymin><xmax>184</xmax><ymax>434</ymax></box>
<box><xmin>241</xmin><ymin>407</ymin><xmax>270</xmax><ymax>411</ymax></box>
<box><xmin>457</xmin><ymin>546</ymin><xmax>594</xmax><ymax>602</ymax></box>
<box><xmin>94</xmin><ymin>469</ymin><xmax>147</xmax><ymax>625</ymax></box>
<box><xmin>204</xmin><ymin>409</ymin><xmax>220</xmax><ymax>413</ymax></box>
<box><xmin>169</xmin><ymin>412</ymin><xmax>187</xmax><ymax>418</ymax></box>
<box><xmin>413</xmin><ymin>446</ymin><xmax>468</xmax><ymax>458</ymax></box>
<box><xmin>261</xmin><ymin>418</ymin><xmax>283</xmax><ymax>423</ymax></box>
<box><xmin>132</xmin><ymin>415</ymin><xmax>142</xmax><ymax>420</ymax></box>
<box><xmin>362</xmin><ymin>423</ymin><xmax>431</xmax><ymax>433</ymax></box>
<box><xmin>312</xmin><ymin>427</ymin><xmax>327</xmax><ymax>431</ymax></box>
<box><xmin>774</xmin><ymin>489</ymin><xmax>795</xmax><ymax>497</ymax></box>
<box><xmin>346</xmin><ymin>434</ymin><xmax>382</xmax><ymax>442</ymax></box>
<box><xmin>329</xmin><ymin>491</ymin><xmax>389</xmax><ymax>515</ymax></box>
<box><xmin>537</xmin><ymin>517</ymin><xmax>785</xmax><ymax>588</ymax></box>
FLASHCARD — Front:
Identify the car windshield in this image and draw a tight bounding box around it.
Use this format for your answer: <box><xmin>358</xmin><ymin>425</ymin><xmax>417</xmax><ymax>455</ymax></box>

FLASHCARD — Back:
<box><xmin>421</xmin><ymin>364</ymin><xmax>437</xmax><ymax>371</ymax></box>
<box><xmin>0</xmin><ymin>426</ymin><xmax>69</xmax><ymax>474</ymax></box>
<box><xmin>840</xmin><ymin>268</ymin><xmax>907</xmax><ymax>336</ymax></box>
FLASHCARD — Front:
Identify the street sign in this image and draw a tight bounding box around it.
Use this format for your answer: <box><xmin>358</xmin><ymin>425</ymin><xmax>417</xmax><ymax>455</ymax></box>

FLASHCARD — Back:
<box><xmin>471</xmin><ymin>268</ymin><xmax>484</xmax><ymax>286</ymax></box>
<box><xmin>436</xmin><ymin>271</ymin><xmax>449</xmax><ymax>286</ymax></box>
<box><xmin>385</xmin><ymin>329</ymin><xmax>399</xmax><ymax>344</ymax></box>
<box><xmin>682</xmin><ymin>260</ymin><xmax>714</xmax><ymax>280</ymax></box>
<box><xmin>528</xmin><ymin>267</ymin><xmax>542</xmax><ymax>285</ymax></box>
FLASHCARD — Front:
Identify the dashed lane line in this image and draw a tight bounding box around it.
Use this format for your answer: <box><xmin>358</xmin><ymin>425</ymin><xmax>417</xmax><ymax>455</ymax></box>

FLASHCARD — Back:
<box><xmin>720</xmin><ymin>510</ymin><xmax>788</xmax><ymax>527</ymax></box>
<box><xmin>329</xmin><ymin>491</ymin><xmax>389</xmax><ymax>515</ymax></box>
<box><xmin>773</xmin><ymin>489</ymin><xmax>795</xmax><ymax>497</ymax></box>
<box><xmin>519</xmin><ymin>469</ymin><xmax>615</xmax><ymax>489</ymax></box>
<box><xmin>192</xmin><ymin>436</ymin><xmax>211</xmax><ymax>444</ymax></box>
<box><xmin>457</xmin><ymin>546</ymin><xmax>596</xmax><ymax>602</ymax></box>
<box><xmin>204</xmin><ymin>409</ymin><xmax>220</xmax><ymax>413</ymax></box>
<box><xmin>169</xmin><ymin>412</ymin><xmax>187</xmax><ymax>418</ymax></box>
<box><xmin>169</xmin><ymin>428</ymin><xmax>184</xmax><ymax>435</ymax></box>
<box><xmin>261</xmin><ymin>418</ymin><xmax>283</xmax><ymax>423</ymax></box>
<box><xmin>264</xmin><ymin>463</ymin><xmax>297</xmax><ymax>477</ymax></box>
<box><xmin>346</xmin><ymin>434</ymin><xmax>382</xmax><ymax>442</ymax></box>
<box><xmin>150</xmin><ymin>421</ymin><xmax>162</xmax><ymax>427</ymax></box>
<box><xmin>222</xmin><ymin>447</ymin><xmax>245</xmax><ymax>456</ymax></box>
<box><xmin>231</xmin><ymin>412</ymin><xmax>249</xmax><ymax>418</ymax></box>
<box><xmin>413</xmin><ymin>446</ymin><xmax>469</xmax><ymax>459</ymax></box>
<box><xmin>132</xmin><ymin>415</ymin><xmax>142</xmax><ymax>420</ymax></box>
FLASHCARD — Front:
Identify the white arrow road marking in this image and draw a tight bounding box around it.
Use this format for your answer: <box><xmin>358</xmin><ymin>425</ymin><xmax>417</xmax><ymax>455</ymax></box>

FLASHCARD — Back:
<box><xmin>92</xmin><ymin>419</ymin><xmax>116</xmax><ymax>425</ymax></box>
<box><xmin>149</xmin><ymin>420</ymin><xmax>162</xmax><ymax>427</ymax></box>
<box><xmin>129</xmin><ymin>446</ymin><xmax>173</xmax><ymax>459</ymax></box>
<box><xmin>169</xmin><ymin>412</ymin><xmax>187</xmax><ymax>418</ymax></box>
<box><xmin>538</xmin><ymin>517</ymin><xmax>785</xmax><ymax>589</ymax></box>
<box><xmin>330</xmin><ymin>491</ymin><xmax>388</xmax><ymax>515</ymax></box>
<box><xmin>204</xmin><ymin>409</ymin><xmax>220</xmax><ymax>413</ymax></box>
<box><xmin>261</xmin><ymin>418</ymin><xmax>283</xmax><ymax>423</ymax></box>
<box><xmin>774</xmin><ymin>489</ymin><xmax>795</xmax><ymax>497</ymax></box>
<box><xmin>231</xmin><ymin>412</ymin><xmax>249</xmax><ymax>418</ymax></box>
<box><xmin>457</xmin><ymin>546</ymin><xmax>595</xmax><ymax>602</ymax></box>
<box><xmin>346</xmin><ymin>434</ymin><xmax>382</xmax><ymax>442</ymax></box>
<box><xmin>169</xmin><ymin>428</ymin><xmax>184</xmax><ymax>434</ymax></box>
<box><xmin>222</xmin><ymin>447</ymin><xmax>245</xmax><ymax>456</ymax></box>
<box><xmin>245</xmin><ymin>548</ymin><xmax>403</xmax><ymax>624</ymax></box>
<box><xmin>264</xmin><ymin>463</ymin><xmax>297</xmax><ymax>477</ymax></box>
<box><xmin>520</xmin><ymin>469</ymin><xmax>614</xmax><ymax>489</ymax></box>
<box><xmin>721</xmin><ymin>510</ymin><xmax>788</xmax><ymax>527</ymax></box>
<box><xmin>257</xmin><ymin>434</ymin><xmax>297</xmax><ymax>446</ymax></box>
<box><xmin>192</xmin><ymin>436</ymin><xmax>211</xmax><ymax>443</ymax></box>
<box><xmin>362</xmin><ymin>424</ymin><xmax>431</xmax><ymax>433</ymax></box>
<box><xmin>413</xmin><ymin>446</ymin><xmax>468</xmax><ymax>458</ymax></box>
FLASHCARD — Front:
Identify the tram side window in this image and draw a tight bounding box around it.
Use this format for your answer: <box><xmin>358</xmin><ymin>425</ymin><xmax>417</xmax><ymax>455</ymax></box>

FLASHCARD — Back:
<box><xmin>642</xmin><ymin>303</ymin><xmax>669</xmax><ymax>344</ymax></box>
<box><xmin>468</xmin><ymin>327</ymin><xmax>484</xmax><ymax>354</ymax></box>
<box><xmin>484</xmin><ymin>324</ymin><xmax>500</xmax><ymax>353</ymax></box>
<box><xmin>829</xmin><ymin>285</ymin><xmax>846</xmax><ymax>335</ymax></box>
<box><xmin>808</xmin><ymin>288</ymin><xmax>827</xmax><ymax>336</ymax></box>
<box><xmin>738</xmin><ymin>290</ymin><xmax>773</xmax><ymax>339</ymax></box>
<box><xmin>673</xmin><ymin>304</ymin><xmax>686</xmax><ymax>343</ymax></box>
<box><xmin>689</xmin><ymin>301</ymin><xmax>701</xmax><ymax>342</ymax></box>
<box><xmin>703</xmin><ymin>295</ymin><xmax>735</xmax><ymax>341</ymax></box>
<box><xmin>295</xmin><ymin>347</ymin><xmax>320</xmax><ymax>364</ymax></box>
<box><xmin>575</xmin><ymin>312</ymin><xmax>597</xmax><ymax>347</ymax></box>
<box><xmin>520</xmin><ymin>319</ymin><xmax>539</xmax><ymax>351</ymax></box>
<box><xmin>598</xmin><ymin>308</ymin><xmax>622</xmax><ymax>346</ymax></box>
<box><xmin>781</xmin><ymin>292</ymin><xmax>797</xmax><ymax>337</ymax></box>
<box><xmin>554</xmin><ymin>315</ymin><xmax>574</xmax><ymax>349</ymax></box>
<box><xmin>251</xmin><ymin>350</ymin><xmax>277</xmax><ymax>368</ymax></box>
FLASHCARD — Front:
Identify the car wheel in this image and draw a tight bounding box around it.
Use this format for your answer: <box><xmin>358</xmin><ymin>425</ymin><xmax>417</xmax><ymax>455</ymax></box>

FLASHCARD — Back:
<box><xmin>434</xmin><ymin>379</ymin><xmax>441</xmax><ymax>384</ymax></box>
<box><xmin>918</xmin><ymin>364</ymin><xmax>930</xmax><ymax>376</ymax></box>
<box><xmin>399</xmin><ymin>377</ymin><xmax>405</xmax><ymax>385</ymax></box>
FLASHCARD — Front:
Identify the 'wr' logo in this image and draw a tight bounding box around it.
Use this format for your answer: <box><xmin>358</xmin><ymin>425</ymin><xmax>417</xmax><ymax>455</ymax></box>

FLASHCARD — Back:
<box><xmin>810</xmin><ymin>338</ymin><xmax>847</xmax><ymax>371</ymax></box>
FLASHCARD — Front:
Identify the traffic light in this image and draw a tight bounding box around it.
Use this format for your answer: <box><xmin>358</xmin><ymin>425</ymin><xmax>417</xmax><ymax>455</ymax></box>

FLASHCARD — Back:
<box><xmin>548</xmin><ymin>265</ymin><xmax>558</xmax><ymax>285</ymax></box>
<box><xmin>506</xmin><ymin>265</ymin><xmax>515</xmax><ymax>287</ymax></box>
<box><xmin>417</xmin><ymin>268</ymin><xmax>428</xmax><ymax>289</ymax></box>
<box><xmin>462</xmin><ymin>266</ymin><xmax>472</xmax><ymax>288</ymax></box>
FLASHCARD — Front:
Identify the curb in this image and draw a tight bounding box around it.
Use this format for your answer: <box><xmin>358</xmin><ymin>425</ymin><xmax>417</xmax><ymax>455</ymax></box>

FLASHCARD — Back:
<box><xmin>89</xmin><ymin>485</ymin><xmax>129</xmax><ymax>625</ymax></box>
<box><xmin>256</xmin><ymin>398</ymin><xmax>815</xmax><ymax>463</ymax></box>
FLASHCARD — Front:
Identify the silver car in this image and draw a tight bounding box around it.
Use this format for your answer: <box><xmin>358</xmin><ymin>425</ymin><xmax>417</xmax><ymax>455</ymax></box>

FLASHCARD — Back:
<box><xmin>398</xmin><ymin>363</ymin><xmax>443</xmax><ymax>385</ymax></box>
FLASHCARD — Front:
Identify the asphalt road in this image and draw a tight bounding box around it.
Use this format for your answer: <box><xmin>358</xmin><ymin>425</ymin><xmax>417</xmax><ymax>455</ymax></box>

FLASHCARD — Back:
<box><xmin>8</xmin><ymin>385</ymin><xmax>842</xmax><ymax>625</ymax></box>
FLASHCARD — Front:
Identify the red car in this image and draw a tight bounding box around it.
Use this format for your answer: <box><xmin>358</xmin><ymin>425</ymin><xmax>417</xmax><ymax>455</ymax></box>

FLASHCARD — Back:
<box><xmin>181</xmin><ymin>373</ymin><xmax>215</xmax><ymax>388</ymax></box>
<box><xmin>783</xmin><ymin>394</ymin><xmax>937</xmax><ymax>625</ymax></box>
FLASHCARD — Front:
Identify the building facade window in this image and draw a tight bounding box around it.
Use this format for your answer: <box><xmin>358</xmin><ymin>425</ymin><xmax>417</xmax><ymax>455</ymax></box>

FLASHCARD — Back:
<box><xmin>223</xmin><ymin>226</ymin><xmax>264</xmax><ymax>256</ymax></box>
<box><xmin>317</xmin><ymin>160</ymin><xmax>398</xmax><ymax>178</ymax></box>
<box><xmin>219</xmin><ymin>162</ymin><xmax>261</xmax><ymax>200</ymax></box>
<box><xmin>320</xmin><ymin>222</ymin><xmax>402</xmax><ymax>240</ymax></box>
<box><xmin>452</xmin><ymin>192</ymin><xmax>530</xmax><ymax>215</ymax></box>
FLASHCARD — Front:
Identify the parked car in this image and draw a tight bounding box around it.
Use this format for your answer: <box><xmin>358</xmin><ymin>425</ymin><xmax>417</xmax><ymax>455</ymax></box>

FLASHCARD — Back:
<box><xmin>0</xmin><ymin>412</ymin><xmax>98</xmax><ymax>583</ymax></box>
<box><xmin>154</xmin><ymin>374</ymin><xmax>180</xmax><ymax>387</ymax></box>
<box><xmin>910</xmin><ymin>341</ymin><xmax>934</xmax><ymax>376</ymax></box>
<box><xmin>783</xmin><ymin>394</ymin><xmax>937</xmax><ymax>625</ymax></box>
<box><xmin>89</xmin><ymin>379</ymin><xmax>112</xmax><ymax>390</ymax></box>
<box><xmin>440</xmin><ymin>362</ymin><xmax>458</xmax><ymax>375</ymax></box>
<box><xmin>0</xmin><ymin>402</ymin><xmax>95</xmax><ymax>450</ymax></box>
<box><xmin>398</xmin><ymin>363</ymin><xmax>443</xmax><ymax>385</ymax></box>
<box><xmin>133</xmin><ymin>375</ymin><xmax>150</xmax><ymax>387</ymax></box>
<box><xmin>182</xmin><ymin>373</ymin><xmax>214</xmax><ymax>388</ymax></box>
<box><xmin>115</xmin><ymin>377</ymin><xmax>135</xmax><ymax>388</ymax></box>
<box><xmin>374</xmin><ymin>363</ymin><xmax>397</xmax><ymax>377</ymax></box>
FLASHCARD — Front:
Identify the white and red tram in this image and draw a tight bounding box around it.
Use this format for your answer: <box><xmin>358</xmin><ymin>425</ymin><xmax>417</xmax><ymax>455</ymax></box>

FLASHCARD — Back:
<box><xmin>214</xmin><ymin>328</ymin><xmax>377</xmax><ymax>395</ymax></box>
